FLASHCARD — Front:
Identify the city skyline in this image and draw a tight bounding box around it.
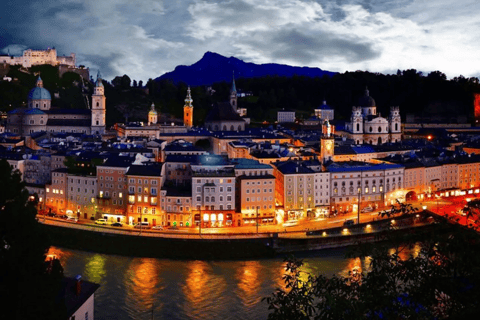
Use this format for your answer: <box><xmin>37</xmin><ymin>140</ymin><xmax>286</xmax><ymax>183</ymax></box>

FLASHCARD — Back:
<box><xmin>1</xmin><ymin>0</ymin><xmax>479</xmax><ymax>81</ymax></box>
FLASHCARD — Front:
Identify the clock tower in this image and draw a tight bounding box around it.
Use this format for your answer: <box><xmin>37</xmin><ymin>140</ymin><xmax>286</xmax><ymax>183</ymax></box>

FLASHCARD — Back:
<box><xmin>320</xmin><ymin>120</ymin><xmax>334</xmax><ymax>164</ymax></box>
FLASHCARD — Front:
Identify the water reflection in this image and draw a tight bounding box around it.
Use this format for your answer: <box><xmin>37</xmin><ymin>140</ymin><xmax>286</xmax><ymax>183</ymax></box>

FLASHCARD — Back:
<box><xmin>182</xmin><ymin>261</ymin><xmax>228</xmax><ymax>320</ymax></box>
<box><xmin>84</xmin><ymin>254</ymin><xmax>106</xmax><ymax>284</ymax></box>
<box><xmin>125</xmin><ymin>258</ymin><xmax>162</xmax><ymax>312</ymax></box>
<box><xmin>236</xmin><ymin>261</ymin><xmax>261</xmax><ymax>306</ymax></box>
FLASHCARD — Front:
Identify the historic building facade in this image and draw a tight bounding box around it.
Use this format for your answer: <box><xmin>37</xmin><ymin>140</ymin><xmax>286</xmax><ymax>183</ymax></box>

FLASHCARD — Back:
<box><xmin>344</xmin><ymin>89</ymin><xmax>402</xmax><ymax>145</ymax></box>
<box><xmin>6</xmin><ymin>73</ymin><xmax>106</xmax><ymax>136</ymax></box>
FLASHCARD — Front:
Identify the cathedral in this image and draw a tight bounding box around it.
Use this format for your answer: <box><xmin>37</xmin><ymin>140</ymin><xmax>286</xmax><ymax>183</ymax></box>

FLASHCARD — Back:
<box><xmin>6</xmin><ymin>73</ymin><xmax>106</xmax><ymax>136</ymax></box>
<box><xmin>344</xmin><ymin>88</ymin><xmax>401</xmax><ymax>145</ymax></box>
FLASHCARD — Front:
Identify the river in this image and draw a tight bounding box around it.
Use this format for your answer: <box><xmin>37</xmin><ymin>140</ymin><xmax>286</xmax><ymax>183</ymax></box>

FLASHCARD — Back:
<box><xmin>49</xmin><ymin>246</ymin><xmax>374</xmax><ymax>320</ymax></box>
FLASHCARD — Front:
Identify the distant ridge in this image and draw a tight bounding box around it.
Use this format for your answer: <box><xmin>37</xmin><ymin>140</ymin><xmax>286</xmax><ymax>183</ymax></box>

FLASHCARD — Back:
<box><xmin>155</xmin><ymin>52</ymin><xmax>336</xmax><ymax>86</ymax></box>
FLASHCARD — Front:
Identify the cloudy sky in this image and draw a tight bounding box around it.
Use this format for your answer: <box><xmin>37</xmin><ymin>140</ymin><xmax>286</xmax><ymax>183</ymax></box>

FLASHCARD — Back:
<box><xmin>1</xmin><ymin>0</ymin><xmax>479</xmax><ymax>82</ymax></box>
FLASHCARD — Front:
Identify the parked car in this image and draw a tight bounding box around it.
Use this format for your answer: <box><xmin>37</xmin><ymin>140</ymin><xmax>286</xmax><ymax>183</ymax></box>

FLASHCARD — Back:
<box><xmin>134</xmin><ymin>222</ymin><xmax>151</xmax><ymax>229</ymax></box>
<box><xmin>343</xmin><ymin>219</ymin><xmax>355</xmax><ymax>226</ymax></box>
<box><xmin>95</xmin><ymin>219</ymin><xmax>108</xmax><ymax>225</ymax></box>
<box><xmin>361</xmin><ymin>206</ymin><xmax>373</xmax><ymax>213</ymax></box>
<box><xmin>66</xmin><ymin>217</ymin><xmax>78</xmax><ymax>223</ymax></box>
<box><xmin>111</xmin><ymin>222</ymin><xmax>123</xmax><ymax>227</ymax></box>
<box><xmin>152</xmin><ymin>225</ymin><xmax>164</xmax><ymax>230</ymax></box>
<box><xmin>59</xmin><ymin>215</ymin><xmax>69</xmax><ymax>220</ymax></box>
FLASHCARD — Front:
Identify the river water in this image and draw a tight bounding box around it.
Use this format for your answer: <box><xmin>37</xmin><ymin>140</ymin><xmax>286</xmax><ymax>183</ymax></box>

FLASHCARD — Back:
<box><xmin>49</xmin><ymin>246</ymin><xmax>371</xmax><ymax>320</ymax></box>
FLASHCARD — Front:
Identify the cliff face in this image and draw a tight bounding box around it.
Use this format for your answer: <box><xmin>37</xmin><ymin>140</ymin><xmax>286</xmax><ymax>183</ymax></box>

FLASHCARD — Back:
<box><xmin>155</xmin><ymin>52</ymin><xmax>335</xmax><ymax>86</ymax></box>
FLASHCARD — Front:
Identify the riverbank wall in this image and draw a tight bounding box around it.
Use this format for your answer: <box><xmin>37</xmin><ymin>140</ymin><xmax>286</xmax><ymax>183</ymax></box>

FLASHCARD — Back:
<box><xmin>40</xmin><ymin>212</ymin><xmax>439</xmax><ymax>260</ymax></box>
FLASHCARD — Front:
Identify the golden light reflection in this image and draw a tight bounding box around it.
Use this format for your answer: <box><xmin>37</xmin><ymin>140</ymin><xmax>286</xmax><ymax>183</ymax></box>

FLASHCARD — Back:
<box><xmin>236</xmin><ymin>261</ymin><xmax>261</xmax><ymax>299</ymax></box>
<box><xmin>84</xmin><ymin>254</ymin><xmax>106</xmax><ymax>284</ymax></box>
<box><xmin>128</xmin><ymin>258</ymin><xmax>161</xmax><ymax>311</ymax></box>
<box><xmin>184</xmin><ymin>261</ymin><xmax>211</xmax><ymax>303</ymax></box>
<box><xmin>342</xmin><ymin>257</ymin><xmax>362</xmax><ymax>277</ymax></box>
<box><xmin>47</xmin><ymin>246</ymin><xmax>74</xmax><ymax>266</ymax></box>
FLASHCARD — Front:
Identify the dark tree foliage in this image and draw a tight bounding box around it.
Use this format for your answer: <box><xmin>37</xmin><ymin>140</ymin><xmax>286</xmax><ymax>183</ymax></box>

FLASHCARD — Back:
<box><xmin>264</xmin><ymin>203</ymin><xmax>480</xmax><ymax>319</ymax></box>
<box><xmin>0</xmin><ymin>160</ymin><xmax>64</xmax><ymax>319</ymax></box>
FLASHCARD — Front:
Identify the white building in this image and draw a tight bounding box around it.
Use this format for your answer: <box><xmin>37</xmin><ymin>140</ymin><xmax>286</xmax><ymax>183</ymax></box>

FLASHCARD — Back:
<box><xmin>344</xmin><ymin>88</ymin><xmax>401</xmax><ymax>145</ymax></box>
<box><xmin>277</xmin><ymin>109</ymin><xmax>295</xmax><ymax>123</ymax></box>
<box><xmin>191</xmin><ymin>155</ymin><xmax>236</xmax><ymax>227</ymax></box>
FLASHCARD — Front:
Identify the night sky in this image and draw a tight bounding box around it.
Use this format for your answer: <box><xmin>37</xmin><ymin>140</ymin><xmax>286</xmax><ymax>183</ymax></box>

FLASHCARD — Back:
<box><xmin>1</xmin><ymin>0</ymin><xmax>479</xmax><ymax>82</ymax></box>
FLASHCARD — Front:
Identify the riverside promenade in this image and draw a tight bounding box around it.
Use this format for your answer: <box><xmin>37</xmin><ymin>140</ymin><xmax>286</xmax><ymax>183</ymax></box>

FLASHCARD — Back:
<box><xmin>38</xmin><ymin>211</ymin><xmax>439</xmax><ymax>259</ymax></box>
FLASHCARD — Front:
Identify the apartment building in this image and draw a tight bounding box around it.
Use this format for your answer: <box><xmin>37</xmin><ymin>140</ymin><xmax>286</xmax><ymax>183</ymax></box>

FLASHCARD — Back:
<box><xmin>126</xmin><ymin>163</ymin><xmax>165</xmax><ymax>226</ymax></box>
<box><xmin>67</xmin><ymin>174</ymin><xmax>97</xmax><ymax>219</ymax></box>
<box><xmin>327</xmin><ymin>161</ymin><xmax>404</xmax><ymax>213</ymax></box>
<box><xmin>96</xmin><ymin>157</ymin><xmax>132</xmax><ymax>221</ymax></box>
<box><xmin>46</xmin><ymin>168</ymin><xmax>68</xmax><ymax>213</ymax></box>
<box><xmin>191</xmin><ymin>155</ymin><xmax>236</xmax><ymax>227</ymax></box>
<box><xmin>233</xmin><ymin>158</ymin><xmax>275</xmax><ymax>226</ymax></box>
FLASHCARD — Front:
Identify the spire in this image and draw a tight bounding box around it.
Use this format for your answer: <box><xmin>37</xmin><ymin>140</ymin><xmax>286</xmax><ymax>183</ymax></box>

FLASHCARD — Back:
<box><xmin>231</xmin><ymin>71</ymin><xmax>237</xmax><ymax>93</ymax></box>
<box><xmin>185</xmin><ymin>86</ymin><xmax>193</xmax><ymax>107</ymax></box>
<box><xmin>150</xmin><ymin>102</ymin><xmax>155</xmax><ymax>111</ymax></box>
<box><xmin>36</xmin><ymin>76</ymin><xmax>43</xmax><ymax>88</ymax></box>
<box><xmin>95</xmin><ymin>70</ymin><xmax>103</xmax><ymax>87</ymax></box>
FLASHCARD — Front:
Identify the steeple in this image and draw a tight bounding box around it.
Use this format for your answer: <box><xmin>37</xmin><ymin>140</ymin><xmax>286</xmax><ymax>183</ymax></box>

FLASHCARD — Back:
<box><xmin>36</xmin><ymin>76</ymin><xmax>43</xmax><ymax>88</ymax></box>
<box><xmin>230</xmin><ymin>71</ymin><xmax>237</xmax><ymax>110</ymax></box>
<box><xmin>95</xmin><ymin>70</ymin><xmax>103</xmax><ymax>87</ymax></box>
<box><xmin>231</xmin><ymin>71</ymin><xmax>237</xmax><ymax>94</ymax></box>
<box><xmin>184</xmin><ymin>86</ymin><xmax>194</xmax><ymax>128</ymax></box>
<box><xmin>185</xmin><ymin>86</ymin><xmax>193</xmax><ymax>107</ymax></box>
<box><xmin>91</xmin><ymin>69</ymin><xmax>106</xmax><ymax>134</ymax></box>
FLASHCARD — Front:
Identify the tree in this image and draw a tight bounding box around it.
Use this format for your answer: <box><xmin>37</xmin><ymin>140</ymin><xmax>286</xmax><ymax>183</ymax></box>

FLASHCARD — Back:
<box><xmin>0</xmin><ymin>160</ymin><xmax>64</xmax><ymax>319</ymax></box>
<box><xmin>264</xmin><ymin>207</ymin><xmax>480</xmax><ymax>319</ymax></box>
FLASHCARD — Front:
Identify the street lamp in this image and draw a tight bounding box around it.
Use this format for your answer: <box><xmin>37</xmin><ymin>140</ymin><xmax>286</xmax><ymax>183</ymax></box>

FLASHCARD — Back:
<box><xmin>256</xmin><ymin>206</ymin><xmax>259</xmax><ymax>234</ymax></box>
<box><xmin>357</xmin><ymin>189</ymin><xmax>361</xmax><ymax>224</ymax></box>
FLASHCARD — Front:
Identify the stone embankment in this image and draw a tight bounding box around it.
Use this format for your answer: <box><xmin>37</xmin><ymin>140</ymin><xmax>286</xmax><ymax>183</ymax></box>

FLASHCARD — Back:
<box><xmin>39</xmin><ymin>212</ymin><xmax>438</xmax><ymax>259</ymax></box>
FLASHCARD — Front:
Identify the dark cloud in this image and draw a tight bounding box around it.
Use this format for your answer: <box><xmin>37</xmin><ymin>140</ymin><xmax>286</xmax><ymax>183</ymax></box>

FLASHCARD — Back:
<box><xmin>251</xmin><ymin>29</ymin><xmax>380</xmax><ymax>64</ymax></box>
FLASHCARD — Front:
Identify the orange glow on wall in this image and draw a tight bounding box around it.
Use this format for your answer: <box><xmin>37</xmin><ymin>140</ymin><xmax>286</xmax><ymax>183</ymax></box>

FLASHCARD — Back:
<box><xmin>474</xmin><ymin>93</ymin><xmax>480</xmax><ymax>123</ymax></box>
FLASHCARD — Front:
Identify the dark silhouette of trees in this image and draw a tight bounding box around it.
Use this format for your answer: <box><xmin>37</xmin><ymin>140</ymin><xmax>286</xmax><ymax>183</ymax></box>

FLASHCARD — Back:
<box><xmin>0</xmin><ymin>160</ymin><xmax>65</xmax><ymax>319</ymax></box>
<box><xmin>264</xmin><ymin>206</ymin><xmax>480</xmax><ymax>319</ymax></box>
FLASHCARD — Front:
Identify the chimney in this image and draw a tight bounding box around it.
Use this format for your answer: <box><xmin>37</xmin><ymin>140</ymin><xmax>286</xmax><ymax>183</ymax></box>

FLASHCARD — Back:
<box><xmin>75</xmin><ymin>274</ymin><xmax>82</xmax><ymax>296</ymax></box>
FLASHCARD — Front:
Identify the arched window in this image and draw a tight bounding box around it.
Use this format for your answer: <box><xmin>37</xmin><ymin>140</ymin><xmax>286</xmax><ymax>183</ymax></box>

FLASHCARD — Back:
<box><xmin>356</xmin><ymin>123</ymin><xmax>360</xmax><ymax>132</ymax></box>
<box><xmin>230</xmin><ymin>125</ymin><xmax>234</xmax><ymax>131</ymax></box>
<box><xmin>223</xmin><ymin>125</ymin><xmax>227</xmax><ymax>131</ymax></box>
<box><xmin>238</xmin><ymin>125</ymin><xmax>242</xmax><ymax>131</ymax></box>
<box><xmin>356</xmin><ymin>140</ymin><xmax>360</xmax><ymax>144</ymax></box>
<box><xmin>378</xmin><ymin>127</ymin><xmax>381</xmax><ymax>132</ymax></box>
<box><xmin>378</xmin><ymin>137</ymin><xmax>382</xmax><ymax>144</ymax></box>
<box><xmin>395</xmin><ymin>123</ymin><xmax>398</xmax><ymax>131</ymax></box>
<box><xmin>369</xmin><ymin>126</ymin><xmax>373</xmax><ymax>133</ymax></box>
<box><xmin>96</xmin><ymin>102</ymin><xmax>99</xmax><ymax>107</ymax></box>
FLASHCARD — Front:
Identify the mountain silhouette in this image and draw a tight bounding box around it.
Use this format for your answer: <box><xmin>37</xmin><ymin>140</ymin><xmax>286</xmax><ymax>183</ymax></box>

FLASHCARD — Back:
<box><xmin>155</xmin><ymin>52</ymin><xmax>336</xmax><ymax>86</ymax></box>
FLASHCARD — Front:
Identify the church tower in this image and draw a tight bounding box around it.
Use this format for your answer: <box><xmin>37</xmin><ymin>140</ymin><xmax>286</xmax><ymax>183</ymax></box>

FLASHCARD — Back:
<box><xmin>320</xmin><ymin>120</ymin><xmax>335</xmax><ymax>164</ymax></box>
<box><xmin>183</xmin><ymin>86</ymin><xmax>193</xmax><ymax>128</ymax></box>
<box><xmin>230</xmin><ymin>72</ymin><xmax>237</xmax><ymax>111</ymax></box>
<box><xmin>91</xmin><ymin>71</ymin><xmax>106</xmax><ymax>134</ymax></box>
<box><xmin>148</xmin><ymin>103</ymin><xmax>158</xmax><ymax>125</ymax></box>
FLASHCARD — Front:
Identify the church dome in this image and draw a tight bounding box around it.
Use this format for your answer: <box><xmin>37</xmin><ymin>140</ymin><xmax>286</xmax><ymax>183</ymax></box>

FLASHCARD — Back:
<box><xmin>28</xmin><ymin>76</ymin><xmax>51</xmax><ymax>101</ymax></box>
<box><xmin>28</xmin><ymin>87</ymin><xmax>51</xmax><ymax>100</ymax></box>
<box><xmin>148</xmin><ymin>109</ymin><xmax>157</xmax><ymax>116</ymax></box>
<box><xmin>358</xmin><ymin>88</ymin><xmax>375</xmax><ymax>107</ymax></box>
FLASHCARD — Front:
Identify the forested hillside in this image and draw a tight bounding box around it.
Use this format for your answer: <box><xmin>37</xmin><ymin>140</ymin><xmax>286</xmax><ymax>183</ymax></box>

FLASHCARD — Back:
<box><xmin>2</xmin><ymin>66</ymin><xmax>479</xmax><ymax>127</ymax></box>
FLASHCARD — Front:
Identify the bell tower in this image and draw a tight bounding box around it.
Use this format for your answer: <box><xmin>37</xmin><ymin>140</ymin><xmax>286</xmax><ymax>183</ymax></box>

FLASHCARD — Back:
<box><xmin>91</xmin><ymin>71</ymin><xmax>106</xmax><ymax>134</ymax></box>
<box><xmin>183</xmin><ymin>86</ymin><xmax>193</xmax><ymax>128</ymax></box>
<box><xmin>148</xmin><ymin>103</ymin><xmax>158</xmax><ymax>125</ymax></box>
<box><xmin>320</xmin><ymin>120</ymin><xmax>335</xmax><ymax>164</ymax></box>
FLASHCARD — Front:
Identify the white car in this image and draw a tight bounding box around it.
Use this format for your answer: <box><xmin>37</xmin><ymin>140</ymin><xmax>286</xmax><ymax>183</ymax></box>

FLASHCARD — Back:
<box><xmin>66</xmin><ymin>216</ymin><xmax>78</xmax><ymax>223</ymax></box>
<box><xmin>152</xmin><ymin>225</ymin><xmax>164</xmax><ymax>230</ymax></box>
<box><xmin>283</xmin><ymin>220</ymin><xmax>298</xmax><ymax>227</ymax></box>
<box><xmin>361</xmin><ymin>206</ymin><xmax>373</xmax><ymax>213</ymax></box>
<box><xmin>95</xmin><ymin>218</ymin><xmax>108</xmax><ymax>225</ymax></box>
